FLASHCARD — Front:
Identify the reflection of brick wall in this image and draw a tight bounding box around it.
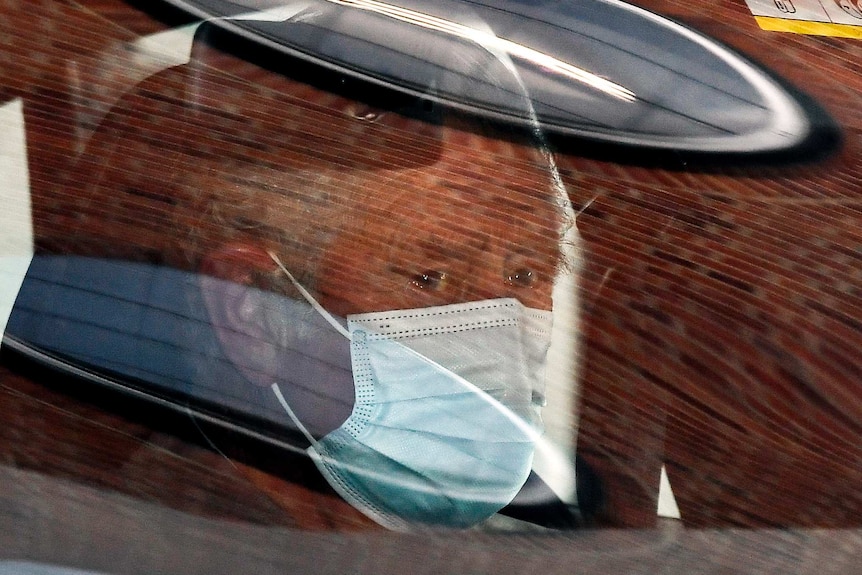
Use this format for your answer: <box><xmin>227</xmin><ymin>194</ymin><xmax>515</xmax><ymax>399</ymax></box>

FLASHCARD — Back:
<box><xmin>565</xmin><ymin>0</ymin><xmax>862</xmax><ymax>527</ymax></box>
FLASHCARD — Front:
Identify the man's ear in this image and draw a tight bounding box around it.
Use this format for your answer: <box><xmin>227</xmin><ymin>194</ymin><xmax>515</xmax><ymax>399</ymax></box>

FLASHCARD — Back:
<box><xmin>199</xmin><ymin>242</ymin><xmax>283</xmax><ymax>387</ymax></box>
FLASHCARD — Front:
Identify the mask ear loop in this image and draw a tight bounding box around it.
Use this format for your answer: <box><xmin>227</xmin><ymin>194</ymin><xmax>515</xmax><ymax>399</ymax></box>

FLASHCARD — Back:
<box><xmin>271</xmin><ymin>381</ymin><xmax>321</xmax><ymax>450</ymax></box>
<box><xmin>266</xmin><ymin>250</ymin><xmax>351</xmax><ymax>449</ymax></box>
<box><xmin>267</xmin><ymin>250</ymin><xmax>351</xmax><ymax>340</ymax></box>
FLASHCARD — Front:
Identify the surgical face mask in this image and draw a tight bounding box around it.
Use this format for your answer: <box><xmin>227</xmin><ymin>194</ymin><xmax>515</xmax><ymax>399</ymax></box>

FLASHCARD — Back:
<box><xmin>269</xmin><ymin>254</ymin><xmax>552</xmax><ymax>530</ymax></box>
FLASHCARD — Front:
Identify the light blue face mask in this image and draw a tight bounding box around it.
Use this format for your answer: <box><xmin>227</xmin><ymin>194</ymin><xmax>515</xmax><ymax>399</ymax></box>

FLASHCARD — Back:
<box><xmin>269</xmin><ymin>254</ymin><xmax>552</xmax><ymax>530</ymax></box>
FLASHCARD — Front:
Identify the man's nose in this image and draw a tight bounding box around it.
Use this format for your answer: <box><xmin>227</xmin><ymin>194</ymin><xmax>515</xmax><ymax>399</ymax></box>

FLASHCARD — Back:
<box><xmin>459</xmin><ymin>249</ymin><xmax>552</xmax><ymax>308</ymax></box>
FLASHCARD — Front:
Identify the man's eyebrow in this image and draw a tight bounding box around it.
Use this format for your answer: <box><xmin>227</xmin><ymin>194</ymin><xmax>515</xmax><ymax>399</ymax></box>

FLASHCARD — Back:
<box><xmin>414</xmin><ymin>238</ymin><xmax>471</xmax><ymax>259</ymax></box>
<box><xmin>509</xmin><ymin>243</ymin><xmax>547</xmax><ymax>256</ymax></box>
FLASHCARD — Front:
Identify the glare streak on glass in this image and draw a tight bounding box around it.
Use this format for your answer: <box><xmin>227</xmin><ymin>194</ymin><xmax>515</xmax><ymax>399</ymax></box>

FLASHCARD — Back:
<box><xmin>392</xmin><ymin>0</ymin><xmax>584</xmax><ymax>504</ymax></box>
<box><xmin>325</xmin><ymin>0</ymin><xmax>637</xmax><ymax>102</ymax></box>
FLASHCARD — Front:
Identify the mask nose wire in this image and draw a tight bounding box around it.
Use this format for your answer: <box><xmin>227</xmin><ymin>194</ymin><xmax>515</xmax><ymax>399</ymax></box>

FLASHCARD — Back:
<box><xmin>267</xmin><ymin>250</ymin><xmax>348</xmax><ymax>449</ymax></box>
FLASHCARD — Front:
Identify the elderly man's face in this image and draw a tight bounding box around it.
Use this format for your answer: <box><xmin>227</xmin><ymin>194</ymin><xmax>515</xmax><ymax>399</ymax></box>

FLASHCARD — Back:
<box><xmin>312</xmin><ymin>129</ymin><xmax>565</xmax><ymax>316</ymax></box>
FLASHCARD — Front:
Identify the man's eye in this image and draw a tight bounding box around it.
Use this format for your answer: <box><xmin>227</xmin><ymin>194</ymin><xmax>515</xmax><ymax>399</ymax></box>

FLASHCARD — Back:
<box><xmin>411</xmin><ymin>270</ymin><xmax>448</xmax><ymax>290</ymax></box>
<box><xmin>505</xmin><ymin>267</ymin><xmax>536</xmax><ymax>288</ymax></box>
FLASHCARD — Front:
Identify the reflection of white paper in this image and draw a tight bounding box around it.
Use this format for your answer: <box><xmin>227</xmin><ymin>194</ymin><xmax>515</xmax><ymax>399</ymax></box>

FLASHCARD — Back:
<box><xmin>745</xmin><ymin>0</ymin><xmax>862</xmax><ymax>24</ymax></box>
<box><xmin>657</xmin><ymin>464</ymin><xmax>681</xmax><ymax>519</ymax></box>
<box><xmin>0</xmin><ymin>98</ymin><xmax>34</xmax><ymax>341</ymax></box>
<box><xmin>745</xmin><ymin>0</ymin><xmax>831</xmax><ymax>21</ymax></box>
<box><xmin>822</xmin><ymin>0</ymin><xmax>862</xmax><ymax>24</ymax></box>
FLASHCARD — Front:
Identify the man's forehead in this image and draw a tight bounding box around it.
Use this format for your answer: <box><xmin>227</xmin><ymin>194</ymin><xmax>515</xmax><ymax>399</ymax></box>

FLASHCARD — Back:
<box><xmin>48</xmin><ymin>44</ymin><xmax>565</xmax><ymax>256</ymax></box>
<box><xmin>188</xmin><ymin>45</ymin><xmax>555</xmax><ymax>172</ymax></box>
<box><xmin>201</xmin><ymin>97</ymin><xmax>560</xmax><ymax>225</ymax></box>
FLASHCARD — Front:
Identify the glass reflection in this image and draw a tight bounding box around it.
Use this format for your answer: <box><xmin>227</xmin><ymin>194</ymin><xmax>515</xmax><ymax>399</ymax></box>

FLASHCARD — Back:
<box><xmin>155</xmin><ymin>0</ymin><xmax>817</xmax><ymax>151</ymax></box>
<box><xmin>8</xmin><ymin>13</ymin><xmax>582</xmax><ymax>530</ymax></box>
